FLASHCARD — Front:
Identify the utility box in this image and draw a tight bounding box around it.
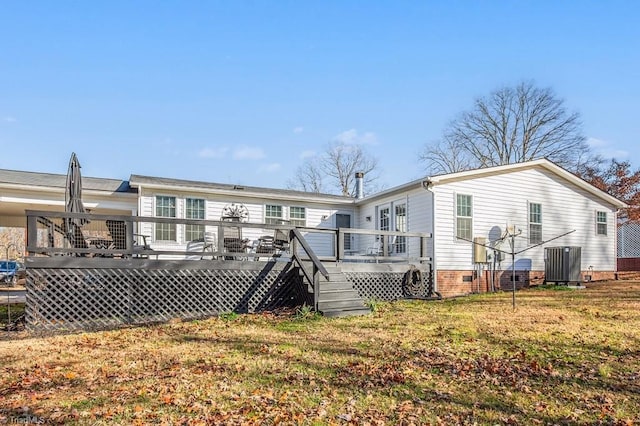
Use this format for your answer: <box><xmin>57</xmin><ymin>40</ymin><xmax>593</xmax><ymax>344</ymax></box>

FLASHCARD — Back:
<box><xmin>544</xmin><ymin>246</ymin><xmax>582</xmax><ymax>284</ymax></box>
<box><xmin>473</xmin><ymin>237</ymin><xmax>487</xmax><ymax>263</ymax></box>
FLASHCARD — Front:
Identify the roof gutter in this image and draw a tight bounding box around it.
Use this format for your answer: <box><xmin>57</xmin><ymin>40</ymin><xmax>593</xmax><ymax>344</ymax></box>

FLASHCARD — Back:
<box><xmin>130</xmin><ymin>182</ymin><xmax>356</xmax><ymax>205</ymax></box>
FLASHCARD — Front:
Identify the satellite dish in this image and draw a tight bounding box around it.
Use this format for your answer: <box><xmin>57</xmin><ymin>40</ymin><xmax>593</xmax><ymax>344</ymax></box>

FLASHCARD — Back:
<box><xmin>488</xmin><ymin>225</ymin><xmax>503</xmax><ymax>247</ymax></box>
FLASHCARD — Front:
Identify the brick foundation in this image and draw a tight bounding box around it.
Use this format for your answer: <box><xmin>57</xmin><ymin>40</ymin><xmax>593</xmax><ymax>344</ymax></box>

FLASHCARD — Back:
<box><xmin>436</xmin><ymin>269</ymin><xmax>616</xmax><ymax>297</ymax></box>
<box><xmin>618</xmin><ymin>258</ymin><xmax>640</xmax><ymax>271</ymax></box>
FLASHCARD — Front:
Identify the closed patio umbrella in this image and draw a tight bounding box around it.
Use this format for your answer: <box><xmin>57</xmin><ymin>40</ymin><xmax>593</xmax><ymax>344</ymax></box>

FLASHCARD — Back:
<box><xmin>64</xmin><ymin>152</ymin><xmax>89</xmax><ymax>249</ymax></box>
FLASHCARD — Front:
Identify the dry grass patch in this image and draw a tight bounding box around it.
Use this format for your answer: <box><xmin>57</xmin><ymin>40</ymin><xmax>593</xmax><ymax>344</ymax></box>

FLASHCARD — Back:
<box><xmin>1</xmin><ymin>281</ymin><xmax>639</xmax><ymax>425</ymax></box>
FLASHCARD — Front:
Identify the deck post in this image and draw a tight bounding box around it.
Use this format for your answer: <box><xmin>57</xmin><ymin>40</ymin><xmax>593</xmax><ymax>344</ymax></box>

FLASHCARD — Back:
<box><xmin>313</xmin><ymin>266</ymin><xmax>320</xmax><ymax>310</ymax></box>
<box><xmin>420</xmin><ymin>236</ymin><xmax>428</xmax><ymax>261</ymax></box>
<box><xmin>290</xmin><ymin>230</ymin><xmax>298</xmax><ymax>257</ymax></box>
<box><xmin>126</xmin><ymin>218</ymin><xmax>134</xmax><ymax>255</ymax></box>
<box><xmin>382</xmin><ymin>235</ymin><xmax>389</xmax><ymax>257</ymax></box>
<box><xmin>217</xmin><ymin>224</ymin><xmax>225</xmax><ymax>255</ymax></box>
<box><xmin>337</xmin><ymin>228</ymin><xmax>344</xmax><ymax>261</ymax></box>
<box><xmin>26</xmin><ymin>215</ymin><xmax>38</xmax><ymax>254</ymax></box>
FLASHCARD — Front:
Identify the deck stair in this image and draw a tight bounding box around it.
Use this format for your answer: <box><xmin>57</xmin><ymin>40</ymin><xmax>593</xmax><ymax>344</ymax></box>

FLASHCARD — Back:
<box><xmin>300</xmin><ymin>263</ymin><xmax>371</xmax><ymax>318</ymax></box>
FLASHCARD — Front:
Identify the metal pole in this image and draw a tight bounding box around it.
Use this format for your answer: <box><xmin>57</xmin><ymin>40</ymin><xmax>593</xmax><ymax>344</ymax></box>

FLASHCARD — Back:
<box><xmin>3</xmin><ymin>243</ymin><xmax>16</xmax><ymax>324</ymax></box>
<box><xmin>511</xmin><ymin>233</ymin><xmax>516</xmax><ymax>310</ymax></box>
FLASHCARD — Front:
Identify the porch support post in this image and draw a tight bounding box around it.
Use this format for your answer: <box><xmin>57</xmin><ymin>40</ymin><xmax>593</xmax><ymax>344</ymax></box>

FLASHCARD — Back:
<box><xmin>420</xmin><ymin>236</ymin><xmax>428</xmax><ymax>261</ymax></box>
<box><xmin>313</xmin><ymin>266</ymin><xmax>320</xmax><ymax>310</ymax></box>
<box><xmin>26</xmin><ymin>214</ymin><xmax>37</xmax><ymax>255</ymax></box>
<box><xmin>126</xmin><ymin>218</ymin><xmax>134</xmax><ymax>255</ymax></box>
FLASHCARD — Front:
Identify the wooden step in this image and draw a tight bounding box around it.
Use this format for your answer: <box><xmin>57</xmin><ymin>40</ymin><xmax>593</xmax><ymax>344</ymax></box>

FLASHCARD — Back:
<box><xmin>319</xmin><ymin>281</ymin><xmax>356</xmax><ymax>291</ymax></box>
<box><xmin>318</xmin><ymin>289</ymin><xmax>362</xmax><ymax>302</ymax></box>
<box><xmin>295</xmin><ymin>264</ymin><xmax>371</xmax><ymax>318</ymax></box>
<box><xmin>318</xmin><ymin>298</ymin><xmax>367</xmax><ymax>310</ymax></box>
<box><xmin>322</xmin><ymin>307</ymin><xmax>372</xmax><ymax>318</ymax></box>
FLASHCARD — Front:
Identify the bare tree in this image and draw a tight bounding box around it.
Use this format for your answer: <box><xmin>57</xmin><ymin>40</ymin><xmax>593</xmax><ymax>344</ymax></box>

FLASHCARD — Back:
<box><xmin>421</xmin><ymin>81</ymin><xmax>587</xmax><ymax>173</ymax></box>
<box><xmin>288</xmin><ymin>142</ymin><xmax>379</xmax><ymax>196</ymax></box>
<box><xmin>419</xmin><ymin>135</ymin><xmax>474</xmax><ymax>175</ymax></box>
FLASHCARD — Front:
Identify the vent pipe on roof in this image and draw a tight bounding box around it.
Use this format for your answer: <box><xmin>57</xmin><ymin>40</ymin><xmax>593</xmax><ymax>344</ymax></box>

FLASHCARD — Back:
<box><xmin>355</xmin><ymin>172</ymin><xmax>364</xmax><ymax>199</ymax></box>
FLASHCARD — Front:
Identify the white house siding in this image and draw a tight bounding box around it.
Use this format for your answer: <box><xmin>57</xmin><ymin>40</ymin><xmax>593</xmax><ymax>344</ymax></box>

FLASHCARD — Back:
<box><xmin>356</xmin><ymin>187</ymin><xmax>434</xmax><ymax>260</ymax></box>
<box><xmin>136</xmin><ymin>189</ymin><xmax>354</xmax><ymax>257</ymax></box>
<box><xmin>432</xmin><ymin>167</ymin><xmax>618</xmax><ymax>274</ymax></box>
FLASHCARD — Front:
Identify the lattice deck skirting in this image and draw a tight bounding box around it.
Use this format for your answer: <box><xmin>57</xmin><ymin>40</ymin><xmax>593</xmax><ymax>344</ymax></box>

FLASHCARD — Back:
<box><xmin>619</xmin><ymin>222</ymin><xmax>640</xmax><ymax>258</ymax></box>
<box><xmin>26</xmin><ymin>258</ymin><xmax>306</xmax><ymax>332</ymax></box>
<box><xmin>346</xmin><ymin>272</ymin><xmax>406</xmax><ymax>300</ymax></box>
<box><xmin>25</xmin><ymin>258</ymin><xmax>432</xmax><ymax>332</ymax></box>
<box><xmin>343</xmin><ymin>263</ymin><xmax>435</xmax><ymax>301</ymax></box>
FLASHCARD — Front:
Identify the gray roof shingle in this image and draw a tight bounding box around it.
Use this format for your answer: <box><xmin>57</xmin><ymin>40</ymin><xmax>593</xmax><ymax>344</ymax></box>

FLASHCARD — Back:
<box><xmin>0</xmin><ymin>169</ymin><xmax>132</xmax><ymax>193</ymax></box>
<box><xmin>129</xmin><ymin>174</ymin><xmax>353</xmax><ymax>201</ymax></box>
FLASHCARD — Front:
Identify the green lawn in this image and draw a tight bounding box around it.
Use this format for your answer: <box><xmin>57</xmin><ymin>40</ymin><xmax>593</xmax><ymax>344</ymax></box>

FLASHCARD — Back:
<box><xmin>1</xmin><ymin>281</ymin><xmax>639</xmax><ymax>425</ymax></box>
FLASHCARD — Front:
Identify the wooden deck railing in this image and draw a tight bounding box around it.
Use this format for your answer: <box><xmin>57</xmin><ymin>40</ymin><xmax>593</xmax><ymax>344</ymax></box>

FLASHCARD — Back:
<box><xmin>25</xmin><ymin>210</ymin><xmax>432</xmax><ymax>263</ymax></box>
<box><xmin>290</xmin><ymin>228</ymin><xmax>330</xmax><ymax>310</ymax></box>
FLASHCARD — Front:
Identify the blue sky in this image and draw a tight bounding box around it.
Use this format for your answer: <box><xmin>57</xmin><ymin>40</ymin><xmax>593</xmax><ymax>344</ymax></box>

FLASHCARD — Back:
<box><xmin>1</xmin><ymin>1</ymin><xmax>638</xmax><ymax>191</ymax></box>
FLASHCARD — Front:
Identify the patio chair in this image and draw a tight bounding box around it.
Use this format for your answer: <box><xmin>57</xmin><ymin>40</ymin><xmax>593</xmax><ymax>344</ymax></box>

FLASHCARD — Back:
<box><xmin>106</xmin><ymin>220</ymin><xmax>153</xmax><ymax>258</ymax></box>
<box><xmin>253</xmin><ymin>235</ymin><xmax>276</xmax><ymax>260</ymax></box>
<box><xmin>185</xmin><ymin>240</ymin><xmax>206</xmax><ymax>260</ymax></box>
<box><xmin>202</xmin><ymin>231</ymin><xmax>217</xmax><ymax>260</ymax></box>
<box><xmin>366</xmin><ymin>240</ymin><xmax>383</xmax><ymax>256</ymax></box>
<box><xmin>364</xmin><ymin>239</ymin><xmax>383</xmax><ymax>263</ymax></box>
<box><xmin>273</xmin><ymin>229</ymin><xmax>290</xmax><ymax>254</ymax></box>
<box><xmin>222</xmin><ymin>225</ymin><xmax>250</xmax><ymax>259</ymax></box>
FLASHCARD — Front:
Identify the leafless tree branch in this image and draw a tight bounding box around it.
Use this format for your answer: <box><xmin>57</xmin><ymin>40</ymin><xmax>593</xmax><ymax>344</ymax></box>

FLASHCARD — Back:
<box><xmin>421</xmin><ymin>81</ymin><xmax>587</xmax><ymax>173</ymax></box>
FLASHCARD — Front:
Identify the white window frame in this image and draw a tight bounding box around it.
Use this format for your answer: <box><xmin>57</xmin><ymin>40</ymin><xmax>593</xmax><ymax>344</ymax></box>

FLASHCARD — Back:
<box><xmin>394</xmin><ymin>202</ymin><xmax>407</xmax><ymax>254</ymax></box>
<box><xmin>528</xmin><ymin>202</ymin><xmax>542</xmax><ymax>244</ymax></box>
<box><xmin>596</xmin><ymin>211</ymin><xmax>608</xmax><ymax>236</ymax></box>
<box><xmin>155</xmin><ymin>195</ymin><xmax>177</xmax><ymax>241</ymax></box>
<box><xmin>185</xmin><ymin>198</ymin><xmax>206</xmax><ymax>241</ymax></box>
<box><xmin>289</xmin><ymin>206</ymin><xmax>306</xmax><ymax>227</ymax></box>
<box><xmin>455</xmin><ymin>193</ymin><xmax>473</xmax><ymax>241</ymax></box>
<box><xmin>378</xmin><ymin>205</ymin><xmax>390</xmax><ymax>232</ymax></box>
<box><xmin>265</xmin><ymin>204</ymin><xmax>284</xmax><ymax>225</ymax></box>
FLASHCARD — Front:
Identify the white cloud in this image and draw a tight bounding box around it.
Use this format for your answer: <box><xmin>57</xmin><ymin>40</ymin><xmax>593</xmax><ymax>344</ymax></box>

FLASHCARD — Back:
<box><xmin>333</xmin><ymin>128</ymin><xmax>378</xmax><ymax>145</ymax></box>
<box><xmin>258</xmin><ymin>163</ymin><xmax>281</xmax><ymax>173</ymax></box>
<box><xmin>198</xmin><ymin>147</ymin><xmax>228</xmax><ymax>158</ymax></box>
<box><xmin>300</xmin><ymin>150</ymin><xmax>316</xmax><ymax>159</ymax></box>
<box><xmin>3</xmin><ymin>116</ymin><xmax>16</xmax><ymax>123</ymax></box>
<box><xmin>293</xmin><ymin>126</ymin><xmax>304</xmax><ymax>134</ymax></box>
<box><xmin>233</xmin><ymin>146</ymin><xmax>265</xmax><ymax>160</ymax></box>
<box><xmin>587</xmin><ymin>137</ymin><xmax>629</xmax><ymax>160</ymax></box>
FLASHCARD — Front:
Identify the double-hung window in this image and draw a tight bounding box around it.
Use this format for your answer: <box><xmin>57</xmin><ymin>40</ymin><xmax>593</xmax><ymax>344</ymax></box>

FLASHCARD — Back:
<box><xmin>185</xmin><ymin>198</ymin><xmax>205</xmax><ymax>241</ymax></box>
<box><xmin>265</xmin><ymin>205</ymin><xmax>283</xmax><ymax>225</ymax></box>
<box><xmin>155</xmin><ymin>196</ymin><xmax>176</xmax><ymax>241</ymax></box>
<box><xmin>529</xmin><ymin>203</ymin><xmax>542</xmax><ymax>244</ymax></box>
<box><xmin>596</xmin><ymin>211</ymin><xmax>607</xmax><ymax>235</ymax></box>
<box><xmin>289</xmin><ymin>206</ymin><xmax>306</xmax><ymax>227</ymax></box>
<box><xmin>456</xmin><ymin>194</ymin><xmax>472</xmax><ymax>241</ymax></box>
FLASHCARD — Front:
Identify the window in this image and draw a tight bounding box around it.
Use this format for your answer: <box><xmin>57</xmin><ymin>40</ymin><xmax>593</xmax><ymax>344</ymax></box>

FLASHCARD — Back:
<box><xmin>596</xmin><ymin>211</ymin><xmax>607</xmax><ymax>235</ymax></box>
<box><xmin>155</xmin><ymin>196</ymin><xmax>176</xmax><ymax>241</ymax></box>
<box><xmin>185</xmin><ymin>198</ymin><xmax>205</xmax><ymax>241</ymax></box>
<box><xmin>529</xmin><ymin>203</ymin><xmax>542</xmax><ymax>244</ymax></box>
<box><xmin>456</xmin><ymin>194</ymin><xmax>472</xmax><ymax>241</ymax></box>
<box><xmin>379</xmin><ymin>207</ymin><xmax>390</xmax><ymax>231</ymax></box>
<box><xmin>289</xmin><ymin>206</ymin><xmax>306</xmax><ymax>227</ymax></box>
<box><xmin>394</xmin><ymin>203</ymin><xmax>407</xmax><ymax>253</ymax></box>
<box><xmin>265</xmin><ymin>205</ymin><xmax>283</xmax><ymax>225</ymax></box>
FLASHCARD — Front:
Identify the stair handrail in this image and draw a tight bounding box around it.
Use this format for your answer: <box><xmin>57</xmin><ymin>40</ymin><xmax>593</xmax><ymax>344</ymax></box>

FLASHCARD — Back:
<box><xmin>290</xmin><ymin>228</ymin><xmax>330</xmax><ymax>310</ymax></box>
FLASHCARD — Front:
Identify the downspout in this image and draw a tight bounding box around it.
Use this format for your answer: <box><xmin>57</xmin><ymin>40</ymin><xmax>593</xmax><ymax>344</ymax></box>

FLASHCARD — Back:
<box><xmin>422</xmin><ymin>178</ymin><xmax>437</xmax><ymax>295</ymax></box>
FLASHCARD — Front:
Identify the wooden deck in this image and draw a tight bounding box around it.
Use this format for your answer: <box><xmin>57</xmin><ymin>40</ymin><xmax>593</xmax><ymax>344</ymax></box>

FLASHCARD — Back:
<box><xmin>24</xmin><ymin>210</ymin><xmax>436</xmax><ymax>332</ymax></box>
